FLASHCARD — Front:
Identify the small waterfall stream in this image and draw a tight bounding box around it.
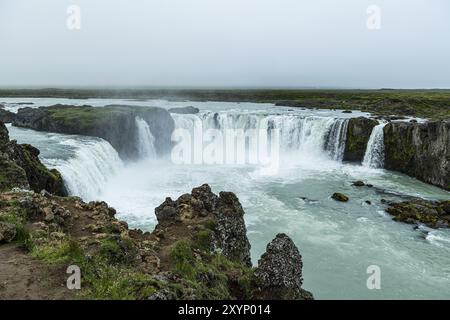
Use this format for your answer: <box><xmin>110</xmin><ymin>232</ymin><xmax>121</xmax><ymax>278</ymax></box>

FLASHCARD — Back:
<box><xmin>135</xmin><ymin>117</ymin><xmax>157</xmax><ymax>158</ymax></box>
<box><xmin>324</xmin><ymin>118</ymin><xmax>349</xmax><ymax>161</ymax></box>
<box><xmin>362</xmin><ymin>122</ymin><xmax>387</xmax><ymax>168</ymax></box>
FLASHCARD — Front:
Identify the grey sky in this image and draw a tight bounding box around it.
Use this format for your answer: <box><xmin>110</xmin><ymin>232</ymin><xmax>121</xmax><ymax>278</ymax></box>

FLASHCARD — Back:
<box><xmin>0</xmin><ymin>0</ymin><xmax>449</xmax><ymax>88</ymax></box>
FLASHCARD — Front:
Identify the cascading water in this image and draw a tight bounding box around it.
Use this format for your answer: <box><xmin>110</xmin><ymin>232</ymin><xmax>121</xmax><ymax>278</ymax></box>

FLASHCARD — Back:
<box><xmin>46</xmin><ymin>138</ymin><xmax>123</xmax><ymax>200</ymax></box>
<box><xmin>324</xmin><ymin>118</ymin><xmax>349</xmax><ymax>161</ymax></box>
<box><xmin>362</xmin><ymin>122</ymin><xmax>387</xmax><ymax>168</ymax></box>
<box><xmin>135</xmin><ymin>117</ymin><xmax>157</xmax><ymax>158</ymax></box>
<box><xmin>174</xmin><ymin>112</ymin><xmax>349</xmax><ymax>161</ymax></box>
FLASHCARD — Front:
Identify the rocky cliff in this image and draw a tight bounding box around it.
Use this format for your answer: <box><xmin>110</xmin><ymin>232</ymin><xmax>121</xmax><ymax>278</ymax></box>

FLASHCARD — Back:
<box><xmin>384</xmin><ymin>120</ymin><xmax>449</xmax><ymax>190</ymax></box>
<box><xmin>343</xmin><ymin>117</ymin><xmax>378</xmax><ymax>163</ymax></box>
<box><xmin>13</xmin><ymin>105</ymin><xmax>174</xmax><ymax>159</ymax></box>
<box><xmin>0</xmin><ymin>122</ymin><xmax>66</xmax><ymax>195</ymax></box>
<box><xmin>0</xmin><ymin>184</ymin><xmax>312</xmax><ymax>300</ymax></box>
<box><xmin>0</xmin><ymin>109</ymin><xmax>15</xmax><ymax>123</ymax></box>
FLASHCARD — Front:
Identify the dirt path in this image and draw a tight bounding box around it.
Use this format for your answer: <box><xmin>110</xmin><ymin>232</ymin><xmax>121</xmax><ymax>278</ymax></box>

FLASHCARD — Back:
<box><xmin>0</xmin><ymin>244</ymin><xmax>76</xmax><ymax>300</ymax></box>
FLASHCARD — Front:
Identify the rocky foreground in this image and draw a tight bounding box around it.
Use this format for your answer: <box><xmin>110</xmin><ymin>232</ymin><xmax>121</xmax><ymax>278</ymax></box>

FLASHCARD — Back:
<box><xmin>0</xmin><ymin>184</ymin><xmax>313</xmax><ymax>300</ymax></box>
<box><xmin>0</xmin><ymin>117</ymin><xmax>313</xmax><ymax>300</ymax></box>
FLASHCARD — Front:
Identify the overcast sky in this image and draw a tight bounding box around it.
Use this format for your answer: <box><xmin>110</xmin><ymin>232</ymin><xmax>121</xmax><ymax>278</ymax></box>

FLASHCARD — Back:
<box><xmin>0</xmin><ymin>0</ymin><xmax>449</xmax><ymax>88</ymax></box>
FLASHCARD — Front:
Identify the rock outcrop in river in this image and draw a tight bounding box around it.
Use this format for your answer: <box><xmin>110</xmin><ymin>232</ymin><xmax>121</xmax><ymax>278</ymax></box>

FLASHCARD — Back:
<box><xmin>0</xmin><ymin>182</ymin><xmax>312</xmax><ymax>300</ymax></box>
<box><xmin>13</xmin><ymin>105</ymin><xmax>174</xmax><ymax>159</ymax></box>
<box><xmin>0</xmin><ymin>121</ymin><xmax>66</xmax><ymax>195</ymax></box>
<box><xmin>385</xmin><ymin>199</ymin><xmax>450</xmax><ymax>228</ymax></box>
<box><xmin>384</xmin><ymin>120</ymin><xmax>450</xmax><ymax>190</ymax></box>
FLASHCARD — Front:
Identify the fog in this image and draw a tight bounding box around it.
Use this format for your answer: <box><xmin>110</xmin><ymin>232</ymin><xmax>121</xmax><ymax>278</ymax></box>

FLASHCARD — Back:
<box><xmin>0</xmin><ymin>0</ymin><xmax>449</xmax><ymax>88</ymax></box>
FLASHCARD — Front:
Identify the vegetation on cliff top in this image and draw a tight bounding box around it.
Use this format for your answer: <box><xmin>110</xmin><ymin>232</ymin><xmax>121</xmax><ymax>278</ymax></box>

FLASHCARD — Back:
<box><xmin>1</xmin><ymin>88</ymin><xmax>450</xmax><ymax>120</ymax></box>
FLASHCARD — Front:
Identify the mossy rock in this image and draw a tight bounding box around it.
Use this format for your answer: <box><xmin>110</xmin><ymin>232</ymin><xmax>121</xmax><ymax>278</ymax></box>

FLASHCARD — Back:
<box><xmin>332</xmin><ymin>193</ymin><xmax>349</xmax><ymax>202</ymax></box>
<box><xmin>385</xmin><ymin>200</ymin><xmax>450</xmax><ymax>228</ymax></box>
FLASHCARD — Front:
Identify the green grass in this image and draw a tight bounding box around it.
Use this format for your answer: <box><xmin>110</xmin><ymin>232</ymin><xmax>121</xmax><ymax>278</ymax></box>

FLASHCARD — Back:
<box><xmin>29</xmin><ymin>235</ymin><xmax>160</xmax><ymax>299</ymax></box>
<box><xmin>31</xmin><ymin>238</ymin><xmax>84</xmax><ymax>265</ymax></box>
<box><xmin>99</xmin><ymin>236</ymin><xmax>137</xmax><ymax>265</ymax></box>
<box><xmin>80</xmin><ymin>261</ymin><xmax>159</xmax><ymax>300</ymax></box>
<box><xmin>1</xmin><ymin>88</ymin><xmax>449</xmax><ymax>120</ymax></box>
<box><xmin>169</xmin><ymin>239</ymin><xmax>254</xmax><ymax>299</ymax></box>
<box><xmin>0</xmin><ymin>202</ymin><xmax>33</xmax><ymax>249</ymax></box>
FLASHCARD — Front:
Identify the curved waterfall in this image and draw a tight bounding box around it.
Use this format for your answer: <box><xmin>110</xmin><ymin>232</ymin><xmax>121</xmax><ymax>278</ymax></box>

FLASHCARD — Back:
<box><xmin>47</xmin><ymin>138</ymin><xmax>124</xmax><ymax>200</ymax></box>
<box><xmin>173</xmin><ymin>112</ymin><xmax>349</xmax><ymax>161</ymax></box>
<box><xmin>135</xmin><ymin>117</ymin><xmax>157</xmax><ymax>158</ymax></box>
<box><xmin>362</xmin><ymin>123</ymin><xmax>387</xmax><ymax>168</ymax></box>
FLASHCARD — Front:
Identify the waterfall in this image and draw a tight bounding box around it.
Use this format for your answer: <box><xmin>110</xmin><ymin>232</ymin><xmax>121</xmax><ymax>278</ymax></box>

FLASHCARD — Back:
<box><xmin>268</xmin><ymin>115</ymin><xmax>334</xmax><ymax>156</ymax></box>
<box><xmin>324</xmin><ymin>118</ymin><xmax>349</xmax><ymax>161</ymax></box>
<box><xmin>173</xmin><ymin>112</ymin><xmax>349</xmax><ymax>161</ymax></box>
<box><xmin>135</xmin><ymin>117</ymin><xmax>157</xmax><ymax>158</ymax></box>
<box><xmin>47</xmin><ymin>138</ymin><xmax>124</xmax><ymax>200</ymax></box>
<box><xmin>362</xmin><ymin>123</ymin><xmax>387</xmax><ymax>168</ymax></box>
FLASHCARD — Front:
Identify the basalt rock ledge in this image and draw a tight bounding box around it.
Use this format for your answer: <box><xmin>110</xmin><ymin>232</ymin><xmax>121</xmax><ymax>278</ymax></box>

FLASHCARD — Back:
<box><xmin>13</xmin><ymin>104</ymin><xmax>174</xmax><ymax>159</ymax></box>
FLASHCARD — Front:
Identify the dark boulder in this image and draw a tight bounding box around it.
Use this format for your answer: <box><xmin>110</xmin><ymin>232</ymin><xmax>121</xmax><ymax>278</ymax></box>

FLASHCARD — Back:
<box><xmin>0</xmin><ymin>109</ymin><xmax>15</xmax><ymax>123</ymax></box>
<box><xmin>252</xmin><ymin>233</ymin><xmax>313</xmax><ymax>300</ymax></box>
<box><xmin>352</xmin><ymin>180</ymin><xmax>365</xmax><ymax>187</ymax></box>
<box><xmin>332</xmin><ymin>193</ymin><xmax>349</xmax><ymax>202</ymax></box>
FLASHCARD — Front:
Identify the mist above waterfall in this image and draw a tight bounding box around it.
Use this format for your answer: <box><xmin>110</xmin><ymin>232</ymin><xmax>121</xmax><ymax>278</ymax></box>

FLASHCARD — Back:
<box><xmin>1</xmin><ymin>0</ymin><xmax>450</xmax><ymax>88</ymax></box>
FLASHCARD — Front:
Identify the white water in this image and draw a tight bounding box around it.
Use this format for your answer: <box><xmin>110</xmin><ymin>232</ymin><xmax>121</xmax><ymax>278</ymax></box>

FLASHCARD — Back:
<box><xmin>50</xmin><ymin>139</ymin><xmax>123</xmax><ymax>199</ymax></box>
<box><xmin>175</xmin><ymin>112</ymin><xmax>349</xmax><ymax>162</ymax></box>
<box><xmin>135</xmin><ymin>117</ymin><xmax>157</xmax><ymax>158</ymax></box>
<box><xmin>7</xmin><ymin>125</ymin><xmax>123</xmax><ymax>200</ymax></box>
<box><xmin>5</xmin><ymin>99</ymin><xmax>450</xmax><ymax>300</ymax></box>
<box><xmin>363</xmin><ymin>123</ymin><xmax>387</xmax><ymax>168</ymax></box>
<box><xmin>324</xmin><ymin>118</ymin><xmax>349</xmax><ymax>161</ymax></box>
